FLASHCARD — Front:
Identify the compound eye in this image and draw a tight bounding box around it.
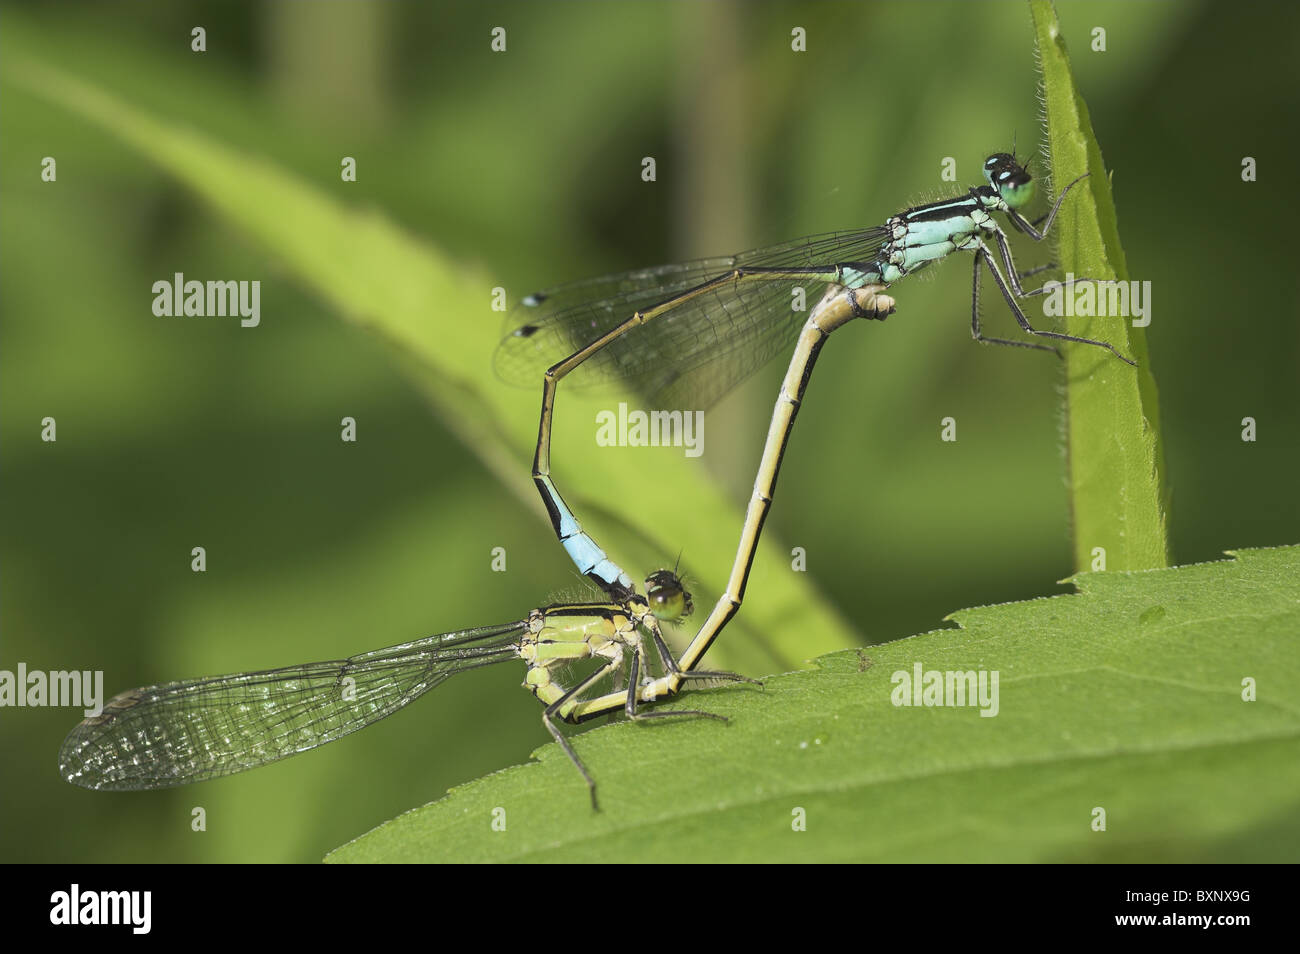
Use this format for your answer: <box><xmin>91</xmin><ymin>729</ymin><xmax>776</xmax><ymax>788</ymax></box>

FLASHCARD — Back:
<box><xmin>650</xmin><ymin>588</ymin><xmax>684</xmax><ymax>620</ymax></box>
<box><xmin>1000</xmin><ymin>176</ymin><xmax>1036</xmax><ymax>209</ymax></box>
<box><xmin>644</xmin><ymin>570</ymin><xmax>694</xmax><ymax>620</ymax></box>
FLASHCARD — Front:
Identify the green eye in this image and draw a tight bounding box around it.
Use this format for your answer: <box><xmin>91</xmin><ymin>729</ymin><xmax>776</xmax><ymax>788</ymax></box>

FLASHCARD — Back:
<box><xmin>1001</xmin><ymin>178</ymin><xmax>1035</xmax><ymax>209</ymax></box>
<box><xmin>650</xmin><ymin>588</ymin><xmax>685</xmax><ymax>620</ymax></box>
<box><xmin>645</xmin><ymin>570</ymin><xmax>693</xmax><ymax>620</ymax></box>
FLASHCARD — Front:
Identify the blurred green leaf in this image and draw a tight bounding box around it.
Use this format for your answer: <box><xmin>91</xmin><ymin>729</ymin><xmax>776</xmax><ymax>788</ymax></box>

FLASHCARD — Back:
<box><xmin>330</xmin><ymin>545</ymin><xmax>1300</xmax><ymax>863</ymax></box>
<box><xmin>2</xmin><ymin>47</ymin><xmax>856</xmax><ymax>676</ymax></box>
<box><xmin>1031</xmin><ymin>0</ymin><xmax>1169</xmax><ymax>572</ymax></box>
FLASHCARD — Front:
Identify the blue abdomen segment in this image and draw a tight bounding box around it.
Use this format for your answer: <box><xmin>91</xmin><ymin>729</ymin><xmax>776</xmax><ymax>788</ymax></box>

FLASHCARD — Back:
<box><xmin>537</xmin><ymin>474</ymin><xmax>634</xmax><ymax>590</ymax></box>
<box><xmin>563</xmin><ymin>535</ymin><xmax>632</xmax><ymax>591</ymax></box>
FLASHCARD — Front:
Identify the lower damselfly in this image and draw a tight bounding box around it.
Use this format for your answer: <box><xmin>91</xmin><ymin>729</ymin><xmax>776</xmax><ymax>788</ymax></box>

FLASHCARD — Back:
<box><xmin>59</xmin><ymin>570</ymin><xmax>748</xmax><ymax>810</ymax></box>
<box><xmin>494</xmin><ymin>152</ymin><xmax>1135</xmax><ymax>672</ymax></box>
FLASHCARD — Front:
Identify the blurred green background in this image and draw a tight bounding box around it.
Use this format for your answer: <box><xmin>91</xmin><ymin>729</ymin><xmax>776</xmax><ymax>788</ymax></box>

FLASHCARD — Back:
<box><xmin>2</xmin><ymin>0</ymin><xmax>1296</xmax><ymax>862</ymax></box>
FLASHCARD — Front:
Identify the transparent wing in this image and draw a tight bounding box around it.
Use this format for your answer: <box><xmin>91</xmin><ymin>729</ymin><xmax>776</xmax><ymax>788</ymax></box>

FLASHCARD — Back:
<box><xmin>59</xmin><ymin>622</ymin><xmax>526</xmax><ymax>790</ymax></box>
<box><xmin>493</xmin><ymin>228</ymin><xmax>889</xmax><ymax>410</ymax></box>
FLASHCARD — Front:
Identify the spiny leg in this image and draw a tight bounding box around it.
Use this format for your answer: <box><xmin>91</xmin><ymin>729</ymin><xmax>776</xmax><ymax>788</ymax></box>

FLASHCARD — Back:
<box><xmin>993</xmin><ymin>227</ymin><xmax>1120</xmax><ymax>302</ymax></box>
<box><xmin>971</xmin><ymin>253</ymin><xmax>1059</xmax><ymax>355</ymax></box>
<box><xmin>1006</xmin><ymin>171</ymin><xmax>1089</xmax><ymax>241</ymax></box>
<box><xmin>975</xmin><ymin>241</ymin><xmax>1135</xmax><ymax>366</ymax></box>
<box><xmin>541</xmin><ymin>657</ymin><xmax>622</xmax><ymax>811</ymax></box>
<box><xmin>1016</xmin><ymin>262</ymin><xmax>1057</xmax><ymax>282</ymax></box>
<box><xmin>623</xmin><ymin>643</ymin><xmax>729</xmax><ymax>724</ymax></box>
<box><xmin>645</xmin><ymin>621</ymin><xmax>761</xmax><ymax>688</ymax></box>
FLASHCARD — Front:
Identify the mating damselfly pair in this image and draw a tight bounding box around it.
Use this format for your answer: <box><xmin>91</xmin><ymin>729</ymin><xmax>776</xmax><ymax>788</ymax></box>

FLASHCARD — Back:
<box><xmin>60</xmin><ymin>152</ymin><xmax>1133</xmax><ymax>808</ymax></box>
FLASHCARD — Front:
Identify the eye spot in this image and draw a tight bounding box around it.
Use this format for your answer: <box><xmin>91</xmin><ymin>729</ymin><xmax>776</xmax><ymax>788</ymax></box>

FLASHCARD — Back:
<box><xmin>514</xmin><ymin>324</ymin><xmax>540</xmax><ymax>338</ymax></box>
<box><xmin>522</xmin><ymin>293</ymin><xmax>546</xmax><ymax>307</ymax></box>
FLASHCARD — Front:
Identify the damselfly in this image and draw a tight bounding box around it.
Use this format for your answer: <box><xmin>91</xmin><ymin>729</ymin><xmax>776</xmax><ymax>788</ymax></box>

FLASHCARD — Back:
<box><xmin>59</xmin><ymin>570</ymin><xmax>746</xmax><ymax>809</ymax></box>
<box><xmin>494</xmin><ymin>153</ymin><xmax>1135</xmax><ymax>672</ymax></box>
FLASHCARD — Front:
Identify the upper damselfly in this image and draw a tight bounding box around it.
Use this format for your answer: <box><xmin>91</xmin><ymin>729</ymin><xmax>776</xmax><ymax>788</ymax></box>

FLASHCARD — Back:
<box><xmin>494</xmin><ymin>153</ymin><xmax>1135</xmax><ymax>671</ymax></box>
<box><xmin>59</xmin><ymin>569</ymin><xmax>748</xmax><ymax>810</ymax></box>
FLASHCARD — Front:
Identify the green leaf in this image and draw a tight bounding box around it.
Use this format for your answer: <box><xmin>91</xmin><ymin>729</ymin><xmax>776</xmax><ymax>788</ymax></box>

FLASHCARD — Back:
<box><xmin>329</xmin><ymin>545</ymin><xmax>1300</xmax><ymax>863</ymax></box>
<box><xmin>1030</xmin><ymin>0</ymin><xmax>1170</xmax><ymax>572</ymax></box>
<box><xmin>0</xmin><ymin>40</ymin><xmax>855</xmax><ymax>676</ymax></box>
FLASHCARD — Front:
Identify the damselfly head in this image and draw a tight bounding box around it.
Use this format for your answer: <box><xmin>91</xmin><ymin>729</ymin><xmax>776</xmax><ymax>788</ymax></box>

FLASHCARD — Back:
<box><xmin>983</xmin><ymin>153</ymin><xmax>1035</xmax><ymax>209</ymax></box>
<box><xmin>645</xmin><ymin>569</ymin><xmax>694</xmax><ymax>621</ymax></box>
